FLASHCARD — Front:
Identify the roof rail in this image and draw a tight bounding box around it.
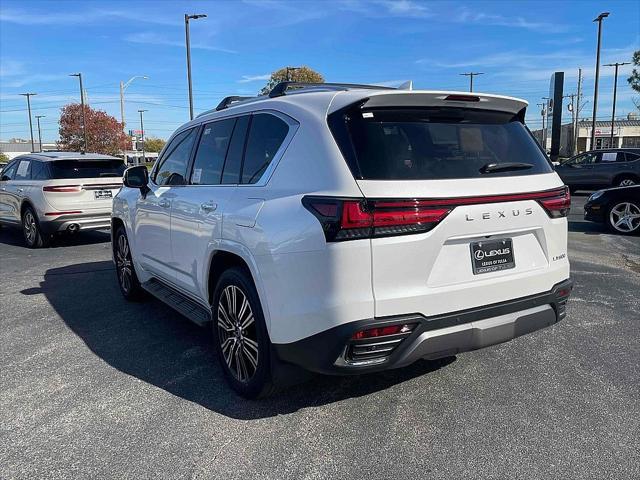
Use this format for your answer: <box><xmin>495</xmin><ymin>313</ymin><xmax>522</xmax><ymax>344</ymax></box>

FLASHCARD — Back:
<box><xmin>215</xmin><ymin>95</ymin><xmax>254</xmax><ymax>111</ymax></box>
<box><xmin>268</xmin><ymin>81</ymin><xmax>396</xmax><ymax>98</ymax></box>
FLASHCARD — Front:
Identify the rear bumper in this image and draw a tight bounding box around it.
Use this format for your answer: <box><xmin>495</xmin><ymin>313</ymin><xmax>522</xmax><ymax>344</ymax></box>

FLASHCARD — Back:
<box><xmin>39</xmin><ymin>212</ymin><xmax>112</xmax><ymax>234</ymax></box>
<box><xmin>274</xmin><ymin>278</ymin><xmax>573</xmax><ymax>375</ymax></box>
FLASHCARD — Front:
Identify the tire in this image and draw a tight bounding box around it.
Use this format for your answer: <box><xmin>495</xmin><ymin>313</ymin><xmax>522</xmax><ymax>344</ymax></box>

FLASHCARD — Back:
<box><xmin>615</xmin><ymin>176</ymin><xmax>637</xmax><ymax>187</ymax></box>
<box><xmin>22</xmin><ymin>206</ymin><xmax>48</xmax><ymax>248</ymax></box>
<box><xmin>607</xmin><ymin>200</ymin><xmax>640</xmax><ymax>235</ymax></box>
<box><xmin>114</xmin><ymin>226</ymin><xmax>145</xmax><ymax>300</ymax></box>
<box><xmin>212</xmin><ymin>267</ymin><xmax>275</xmax><ymax>399</ymax></box>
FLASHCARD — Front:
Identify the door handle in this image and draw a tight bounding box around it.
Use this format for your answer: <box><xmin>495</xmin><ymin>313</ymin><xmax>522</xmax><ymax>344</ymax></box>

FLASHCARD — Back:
<box><xmin>158</xmin><ymin>199</ymin><xmax>171</xmax><ymax>208</ymax></box>
<box><xmin>200</xmin><ymin>201</ymin><xmax>217</xmax><ymax>213</ymax></box>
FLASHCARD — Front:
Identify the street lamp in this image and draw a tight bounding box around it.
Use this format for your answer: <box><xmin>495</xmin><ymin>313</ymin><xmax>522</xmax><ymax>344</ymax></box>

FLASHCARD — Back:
<box><xmin>120</xmin><ymin>75</ymin><xmax>149</xmax><ymax>128</ymax></box>
<box><xmin>603</xmin><ymin>61</ymin><xmax>630</xmax><ymax>147</ymax></box>
<box><xmin>69</xmin><ymin>73</ymin><xmax>88</xmax><ymax>153</ymax></box>
<box><xmin>184</xmin><ymin>13</ymin><xmax>207</xmax><ymax>120</ymax></box>
<box><xmin>590</xmin><ymin>11</ymin><xmax>610</xmax><ymax>151</ymax></box>
<box><xmin>138</xmin><ymin>109</ymin><xmax>148</xmax><ymax>165</ymax></box>
<box><xmin>19</xmin><ymin>93</ymin><xmax>37</xmax><ymax>152</ymax></box>
<box><xmin>35</xmin><ymin>115</ymin><xmax>45</xmax><ymax>152</ymax></box>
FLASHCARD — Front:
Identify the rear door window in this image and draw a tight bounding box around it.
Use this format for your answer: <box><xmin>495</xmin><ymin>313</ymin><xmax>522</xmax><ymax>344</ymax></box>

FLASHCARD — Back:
<box><xmin>329</xmin><ymin>108</ymin><xmax>554</xmax><ymax>180</ymax></box>
<box><xmin>31</xmin><ymin>161</ymin><xmax>49</xmax><ymax>180</ymax></box>
<box><xmin>241</xmin><ymin>113</ymin><xmax>289</xmax><ymax>184</ymax></box>
<box><xmin>190</xmin><ymin>118</ymin><xmax>235</xmax><ymax>185</ymax></box>
<box><xmin>50</xmin><ymin>160</ymin><xmax>126</xmax><ymax>179</ymax></box>
<box><xmin>221</xmin><ymin>115</ymin><xmax>250</xmax><ymax>184</ymax></box>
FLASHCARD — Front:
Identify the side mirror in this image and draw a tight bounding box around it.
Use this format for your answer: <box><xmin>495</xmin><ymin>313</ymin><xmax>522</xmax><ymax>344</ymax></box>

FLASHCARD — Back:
<box><xmin>123</xmin><ymin>165</ymin><xmax>149</xmax><ymax>192</ymax></box>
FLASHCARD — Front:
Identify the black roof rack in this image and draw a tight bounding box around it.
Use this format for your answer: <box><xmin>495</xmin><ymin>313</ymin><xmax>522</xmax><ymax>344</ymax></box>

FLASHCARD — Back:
<box><xmin>268</xmin><ymin>82</ymin><xmax>396</xmax><ymax>98</ymax></box>
<box><xmin>215</xmin><ymin>95</ymin><xmax>254</xmax><ymax>111</ymax></box>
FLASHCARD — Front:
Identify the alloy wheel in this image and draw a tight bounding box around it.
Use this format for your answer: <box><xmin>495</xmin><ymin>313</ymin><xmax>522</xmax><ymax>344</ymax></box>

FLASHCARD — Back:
<box><xmin>23</xmin><ymin>211</ymin><xmax>37</xmax><ymax>245</ymax></box>
<box><xmin>115</xmin><ymin>234</ymin><xmax>133</xmax><ymax>293</ymax></box>
<box><xmin>217</xmin><ymin>285</ymin><xmax>258</xmax><ymax>383</ymax></box>
<box><xmin>609</xmin><ymin>202</ymin><xmax>640</xmax><ymax>233</ymax></box>
<box><xmin>619</xmin><ymin>178</ymin><xmax>636</xmax><ymax>187</ymax></box>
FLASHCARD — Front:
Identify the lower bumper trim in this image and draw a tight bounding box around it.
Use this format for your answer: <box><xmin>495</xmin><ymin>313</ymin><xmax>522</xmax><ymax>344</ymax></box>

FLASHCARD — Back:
<box><xmin>274</xmin><ymin>278</ymin><xmax>573</xmax><ymax>375</ymax></box>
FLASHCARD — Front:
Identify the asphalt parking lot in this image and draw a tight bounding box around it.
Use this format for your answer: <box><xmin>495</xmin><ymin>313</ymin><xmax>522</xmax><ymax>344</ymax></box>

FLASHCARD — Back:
<box><xmin>1</xmin><ymin>193</ymin><xmax>638</xmax><ymax>480</ymax></box>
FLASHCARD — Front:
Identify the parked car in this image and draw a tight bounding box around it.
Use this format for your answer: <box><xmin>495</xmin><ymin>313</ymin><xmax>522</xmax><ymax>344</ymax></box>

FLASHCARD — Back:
<box><xmin>0</xmin><ymin>152</ymin><xmax>124</xmax><ymax>247</ymax></box>
<box><xmin>584</xmin><ymin>185</ymin><xmax>640</xmax><ymax>235</ymax></box>
<box><xmin>112</xmin><ymin>82</ymin><xmax>573</xmax><ymax>398</ymax></box>
<box><xmin>555</xmin><ymin>148</ymin><xmax>640</xmax><ymax>191</ymax></box>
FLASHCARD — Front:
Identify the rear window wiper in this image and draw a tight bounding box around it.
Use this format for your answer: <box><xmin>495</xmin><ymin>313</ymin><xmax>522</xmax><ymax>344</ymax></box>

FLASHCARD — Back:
<box><xmin>480</xmin><ymin>162</ymin><xmax>534</xmax><ymax>174</ymax></box>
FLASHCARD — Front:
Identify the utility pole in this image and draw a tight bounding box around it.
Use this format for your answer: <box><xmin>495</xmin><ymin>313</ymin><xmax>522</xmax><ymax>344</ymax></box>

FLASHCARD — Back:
<box><xmin>138</xmin><ymin>110</ymin><xmax>147</xmax><ymax>165</ymax></box>
<box><xmin>460</xmin><ymin>72</ymin><xmax>484</xmax><ymax>92</ymax></box>
<box><xmin>603</xmin><ymin>61</ymin><xmax>631</xmax><ymax>148</ymax></box>
<box><xmin>70</xmin><ymin>73</ymin><xmax>87</xmax><ymax>153</ymax></box>
<box><xmin>184</xmin><ymin>13</ymin><xmax>207</xmax><ymax>120</ymax></box>
<box><xmin>590</xmin><ymin>12</ymin><xmax>610</xmax><ymax>151</ymax></box>
<box><xmin>564</xmin><ymin>94</ymin><xmax>577</xmax><ymax>154</ymax></box>
<box><xmin>20</xmin><ymin>93</ymin><xmax>37</xmax><ymax>152</ymax></box>
<box><xmin>120</xmin><ymin>75</ymin><xmax>149</xmax><ymax>128</ymax></box>
<box><xmin>35</xmin><ymin>115</ymin><xmax>45</xmax><ymax>152</ymax></box>
<box><xmin>575</xmin><ymin>68</ymin><xmax>583</xmax><ymax>155</ymax></box>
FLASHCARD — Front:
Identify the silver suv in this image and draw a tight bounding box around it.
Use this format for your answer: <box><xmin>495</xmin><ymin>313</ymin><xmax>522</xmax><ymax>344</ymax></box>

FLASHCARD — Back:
<box><xmin>0</xmin><ymin>151</ymin><xmax>124</xmax><ymax>247</ymax></box>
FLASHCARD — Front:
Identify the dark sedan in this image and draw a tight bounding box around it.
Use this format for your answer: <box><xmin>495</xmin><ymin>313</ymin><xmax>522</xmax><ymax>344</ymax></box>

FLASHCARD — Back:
<box><xmin>555</xmin><ymin>148</ymin><xmax>640</xmax><ymax>191</ymax></box>
<box><xmin>584</xmin><ymin>185</ymin><xmax>640</xmax><ymax>235</ymax></box>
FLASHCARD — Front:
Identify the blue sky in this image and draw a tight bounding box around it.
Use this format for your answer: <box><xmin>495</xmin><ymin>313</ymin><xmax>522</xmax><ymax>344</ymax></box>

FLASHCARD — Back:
<box><xmin>1</xmin><ymin>0</ymin><xmax>638</xmax><ymax>141</ymax></box>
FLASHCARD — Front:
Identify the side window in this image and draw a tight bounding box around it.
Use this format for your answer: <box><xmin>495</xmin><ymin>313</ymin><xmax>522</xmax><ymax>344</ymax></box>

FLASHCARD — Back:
<box><xmin>624</xmin><ymin>153</ymin><xmax>640</xmax><ymax>162</ymax></box>
<box><xmin>153</xmin><ymin>128</ymin><xmax>197</xmax><ymax>186</ymax></box>
<box><xmin>14</xmin><ymin>160</ymin><xmax>31</xmax><ymax>180</ymax></box>
<box><xmin>1</xmin><ymin>161</ymin><xmax>18</xmax><ymax>180</ymax></box>
<box><xmin>600</xmin><ymin>152</ymin><xmax>618</xmax><ymax>163</ymax></box>
<box><xmin>221</xmin><ymin>115</ymin><xmax>250</xmax><ymax>185</ymax></box>
<box><xmin>190</xmin><ymin>118</ymin><xmax>236</xmax><ymax>185</ymax></box>
<box><xmin>241</xmin><ymin>113</ymin><xmax>289</xmax><ymax>184</ymax></box>
<box><xmin>31</xmin><ymin>161</ymin><xmax>49</xmax><ymax>180</ymax></box>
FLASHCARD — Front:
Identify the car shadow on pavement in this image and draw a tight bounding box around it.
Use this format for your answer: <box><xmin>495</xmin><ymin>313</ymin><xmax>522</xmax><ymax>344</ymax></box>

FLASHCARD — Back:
<box><xmin>0</xmin><ymin>227</ymin><xmax>111</xmax><ymax>248</ymax></box>
<box><xmin>31</xmin><ymin>261</ymin><xmax>454</xmax><ymax>419</ymax></box>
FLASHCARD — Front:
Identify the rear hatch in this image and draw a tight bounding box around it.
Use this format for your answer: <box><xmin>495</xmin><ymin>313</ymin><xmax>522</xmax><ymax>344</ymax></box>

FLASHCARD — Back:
<box><xmin>327</xmin><ymin>91</ymin><xmax>570</xmax><ymax>318</ymax></box>
<box><xmin>43</xmin><ymin>158</ymin><xmax>125</xmax><ymax>212</ymax></box>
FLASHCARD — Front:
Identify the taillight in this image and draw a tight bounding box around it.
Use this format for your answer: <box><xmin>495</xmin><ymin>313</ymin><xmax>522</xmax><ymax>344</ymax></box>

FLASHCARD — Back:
<box><xmin>43</xmin><ymin>185</ymin><xmax>81</xmax><ymax>193</ymax></box>
<box><xmin>537</xmin><ymin>187</ymin><xmax>571</xmax><ymax>218</ymax></box>
<box><xmin>302</xmin><ymin>197</ymin><xmax>451</xmax><ymax>241</ymax></box>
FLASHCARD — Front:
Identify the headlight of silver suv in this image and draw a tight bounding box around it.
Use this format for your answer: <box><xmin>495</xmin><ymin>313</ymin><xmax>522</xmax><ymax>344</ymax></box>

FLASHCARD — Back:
<box><xmin>588</xmin><ymin>190</ymin><xmax>604</xmax><ymax>202</ymax></box>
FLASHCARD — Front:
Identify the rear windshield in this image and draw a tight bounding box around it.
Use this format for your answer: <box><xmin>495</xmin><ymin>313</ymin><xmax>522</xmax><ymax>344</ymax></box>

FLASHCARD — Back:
<box><xmin>49</xmin><ymin>160</ymin><xmax>126</xmax><ymax>179</ymax></box>
<box><xmin>329</xmin><ymin>107</ymin><xmax>552</xmax><ymax>180</ymax></box>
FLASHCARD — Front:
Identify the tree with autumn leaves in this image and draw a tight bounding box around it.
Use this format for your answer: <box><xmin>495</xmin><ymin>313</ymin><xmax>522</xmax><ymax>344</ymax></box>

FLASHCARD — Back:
<box><xmin>58</xmin><ymin>103</ymin><xmax>129</xmax><ymax>155</ymax></box>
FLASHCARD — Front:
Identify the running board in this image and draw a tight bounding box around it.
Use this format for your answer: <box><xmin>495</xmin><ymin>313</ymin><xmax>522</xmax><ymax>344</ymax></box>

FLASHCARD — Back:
<box><xmin>142</xmin><ymin>278</ymin><xmax>211</xmax><ymax>326</ymax></box>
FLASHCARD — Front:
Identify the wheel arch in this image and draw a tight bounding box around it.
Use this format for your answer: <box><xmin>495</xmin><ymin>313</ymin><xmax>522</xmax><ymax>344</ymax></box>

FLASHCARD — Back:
<box><xmin>613</xmin><ymin>172</ymin><xmax>639</xmax><ymax>186</ymax></box>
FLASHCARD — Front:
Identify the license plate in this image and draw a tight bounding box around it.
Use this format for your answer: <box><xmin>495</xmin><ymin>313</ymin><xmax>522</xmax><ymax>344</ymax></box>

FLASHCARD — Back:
<box><xmin>94</xmin><ymin>190</ymin><xmax>113</xmax><ymax>199</ymax></box>
<box><xmin>470</xmin><ymin>238</ymin><xmax>515</xmax><ymax>275</ymax></box>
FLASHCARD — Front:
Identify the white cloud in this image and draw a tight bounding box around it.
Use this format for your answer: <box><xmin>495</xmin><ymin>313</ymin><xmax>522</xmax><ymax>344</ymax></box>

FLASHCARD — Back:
<box><xmin>455</xmin><ymin>7</ymin><xmax>567</xmax><ymax>33</ymax></box>
<box><xmin>0</xmin><ymin>8</ymin><xmax>180</xmax><ymax>26</ymax></box>
<box><xmin>0</xmin><ymin>59</ymin><xmax>26</xmax><ymax>77</ymax></box>
<box><xmin>238</xmin><ymin>74</ymin><xmax>271</xmax><ymax>83</ymax></box>
<box><xmin>124</xmin><ymin>32</ymin><xmax>237</xmax><ymax>54</ymax></box>
<box><xmin>339</xmin><ymin>0</ymin><xmax>431</xmax><ymax>18</ymax></box>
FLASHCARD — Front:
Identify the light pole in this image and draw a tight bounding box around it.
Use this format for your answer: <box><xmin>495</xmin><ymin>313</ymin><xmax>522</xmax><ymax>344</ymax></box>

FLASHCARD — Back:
<box><xmin>286</xmin><ymin>66</ymin><xmax>301</xmax><ymax>81</ymax></box>
<box><xmin>460</xmin><ymin>72</ymin><xmax>484</xmax><ymax>92</ymax></box>
<box><xmin>590</xmin><ymin>12</ymin><xmax>610</xmax><ymax>151</ymax></box>
<box><xmin>20</xmin><ymin>93</ymin><xmax>37</xmax><ymax>152</ymax></box>
<box><xmin>120</xmin><ymin>75</ymin><xmax>148</xmax><ymax>128</ymax></box>
<box><xmin>70</xmin><ymin>73</ymin><xmax>88</xmax><ymax>153</ymax></box>
<box><xmin>542</xmin><ymin>96</ymin><xmax>551</xmax><ymax>151</ymax></box>
<box><xmin>603</xmin><ymin>61</ymin><xmax>630</xmax><ymax>147</ymax></box>
<box><xmin>537</xmin><ymin>103</ymin><xmax>546</xmax><ymax>148</ymax></box>
<box><xmin>35</xmin><ymin>115</ymin><xmax>45</xmax><ymax>152</ymax></box>
<box><xmin>138</xmin><ymin>109</ymin><xmax>147</xmax><ymax>165</ymax></box>
<box><xmin>184</xmin><ymin>13</ymin><xmax>207</xmax><ymax>120</ymax></box>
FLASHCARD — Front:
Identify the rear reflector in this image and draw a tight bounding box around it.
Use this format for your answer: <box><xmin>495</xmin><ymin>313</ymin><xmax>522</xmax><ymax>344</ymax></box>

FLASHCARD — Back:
<box><xmin>44</xmin><ymin>211</ymin><xmax>83</xmax><ymax>216</ymax></box>
<box><xmin>352</xmin><ymin>323</ymin><xmax>416</xmax><ymax>340</ymax></box>
<box><xmin>303</xmin><ymin>187</ymin><xmax>570</xmax><ymax>242</ymax></box>
<box><xmin>43</xmin><ymin>185</ymin><xmax>81</xmax><ymax>193</ymax></box>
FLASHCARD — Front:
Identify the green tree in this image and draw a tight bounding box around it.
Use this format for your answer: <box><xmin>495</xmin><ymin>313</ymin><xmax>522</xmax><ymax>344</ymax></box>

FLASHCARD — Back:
<box><xmin>260</xmin><ymin>66</ymin><xmax>324</xmax><ymax>95</ymax></box>
<box><xmin>144</xmin><ymin>137</ymin><xmax>166</xmax><ymax>153</ymax></box>
<box><xmin>628</xmin><ymin>50</ymin><xmax>640</xmax><ymax>93</ymax></box>
<box><xmin>0</xmin><ymin>152</ymin><xmax>9</xmax><ymax>163</ymax></box>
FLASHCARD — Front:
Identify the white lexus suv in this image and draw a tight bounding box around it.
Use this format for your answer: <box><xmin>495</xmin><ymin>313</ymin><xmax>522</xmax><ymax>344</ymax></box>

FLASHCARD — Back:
<box><xmin>112</xmin><ymin>82</ymin><xmax>573</xmax><ymax>398</ymax></box>
<box><xmin>0</xmin><ymin>152</ymin><xmax>124</xmax><ymax>247</ymax></box>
